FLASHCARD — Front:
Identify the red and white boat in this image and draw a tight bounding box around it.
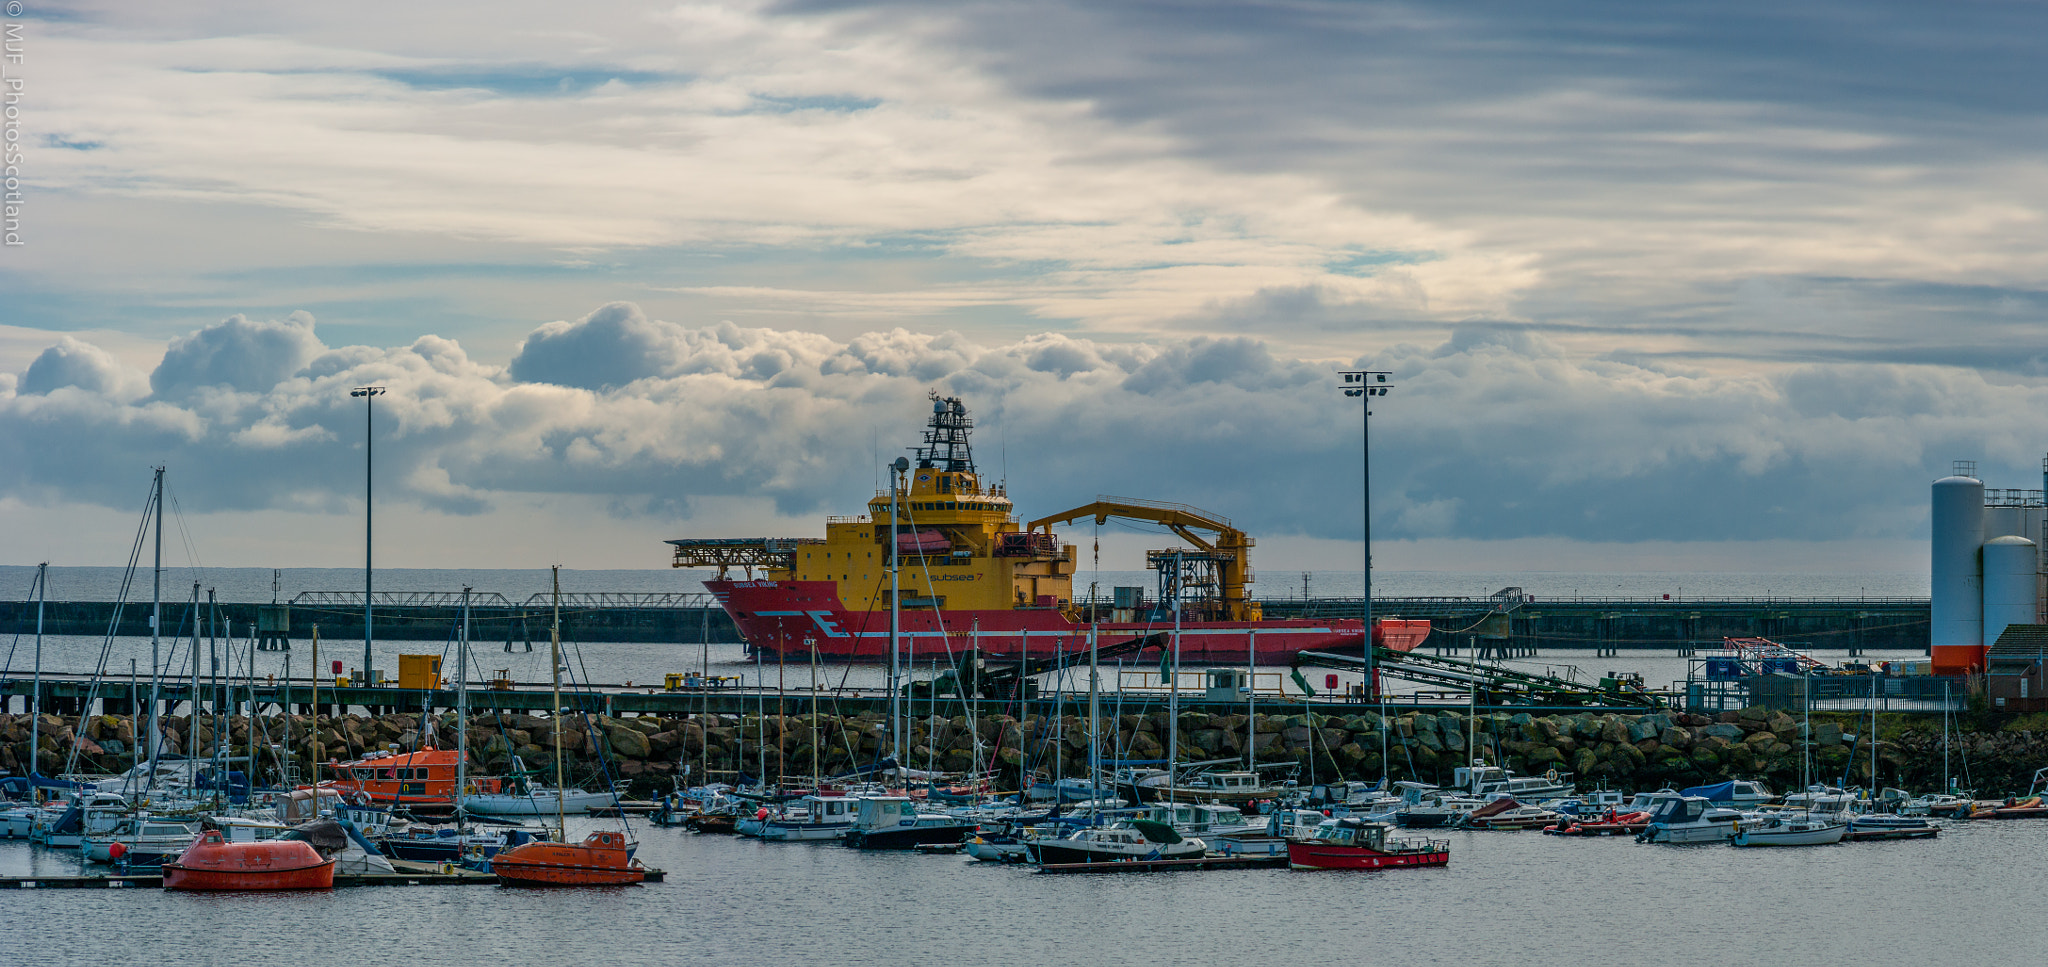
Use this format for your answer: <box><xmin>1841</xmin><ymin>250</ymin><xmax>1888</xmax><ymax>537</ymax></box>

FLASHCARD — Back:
<box><xmin>677</xmin><ymin>394</ymin><xmax>1431</xmax><ymax>665</ymax></box>
<box><xmin>1286</xmin><ymin>819</ymin><xmax>1449</xmax><ymax>871</ymax></box>
<box><xmin>161</xmin><ymin>830</ymin><xmax>336</xmax><ymax>891</ymax></box>
<box><xmin>490</xmin><ymin>829</ymin><xmax>646</xmax><ymax>886</ymax></box>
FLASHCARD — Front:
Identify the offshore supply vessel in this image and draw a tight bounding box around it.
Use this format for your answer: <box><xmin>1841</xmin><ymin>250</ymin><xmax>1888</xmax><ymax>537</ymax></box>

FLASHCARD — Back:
<box><xmin>670</xmin><ymin>394</ymin><xmax>1429</xmax><ymax>664</ymax></box>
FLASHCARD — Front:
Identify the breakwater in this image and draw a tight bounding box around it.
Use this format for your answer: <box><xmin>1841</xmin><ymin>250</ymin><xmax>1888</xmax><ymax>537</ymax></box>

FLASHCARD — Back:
<box><xmin>0</xmin><ymin>596</ymin><xmax>1929</xmax><ymax>651</ymax></box>
<box><xmin>9</xmin><ymin>703</ymin><xmax>2041</xmax><ymax>799</ymax></box>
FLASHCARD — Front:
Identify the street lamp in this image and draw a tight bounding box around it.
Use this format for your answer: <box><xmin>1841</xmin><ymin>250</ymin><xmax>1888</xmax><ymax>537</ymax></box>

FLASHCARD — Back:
<box><xmin>350</xmin><ymin>385</ymin><xmax>386</xmax><ymax>684</ymax></box>
<box><xmin>1340</xmin><ymin>369</ymin><xmax>1393</xmax><ymax>698</ymax></box>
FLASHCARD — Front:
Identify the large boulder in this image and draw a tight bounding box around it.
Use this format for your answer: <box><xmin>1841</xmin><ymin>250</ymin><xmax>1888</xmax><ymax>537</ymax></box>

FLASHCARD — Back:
<box><xmin>605</xmin><ymin>725</ymin><xmax>651</xmax><ymax>759</ymax></box>
<box><xmin>1701</xmin><ymin>724</ymin><xmax>1745</xmax><ymax>741</ymax></box>
<box><xmin>1812</xmin><ymin>723</ymin><xmax>1843</xmax><ymax>747</ymax></box>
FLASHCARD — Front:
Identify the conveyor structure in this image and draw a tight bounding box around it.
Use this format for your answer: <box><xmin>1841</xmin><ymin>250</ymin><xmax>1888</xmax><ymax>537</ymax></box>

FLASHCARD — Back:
<box><xmin>1293</xmin><ymin>647</ymin><xmax>1669</xmax><ymax>709</ymax></box>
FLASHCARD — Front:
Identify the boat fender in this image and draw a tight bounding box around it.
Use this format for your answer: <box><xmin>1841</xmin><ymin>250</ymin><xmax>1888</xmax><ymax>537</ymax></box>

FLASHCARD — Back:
<box><xmin>108</xmin><ymin>841</ymin><xmax>126</xmax><ymax>859</ymax></box>
<box><xmin>756</xmin><ymin>808</ymin><xmax>770</xmax><ymax>820</ymax></box>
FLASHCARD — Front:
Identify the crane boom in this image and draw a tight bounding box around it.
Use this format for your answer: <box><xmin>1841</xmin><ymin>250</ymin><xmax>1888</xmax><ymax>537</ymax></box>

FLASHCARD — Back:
<box><xmin>1027</xmin><ymin>495</ymin><xmax>1256</xmax><ymax>621</ymax></box>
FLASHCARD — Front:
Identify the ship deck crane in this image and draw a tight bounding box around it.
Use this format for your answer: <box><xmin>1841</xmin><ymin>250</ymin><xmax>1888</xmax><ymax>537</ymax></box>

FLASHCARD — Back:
<box><xmin>1027</xmin><ymin>496</ymin><xmax>1256</xmax><ymax>622</ymax></box>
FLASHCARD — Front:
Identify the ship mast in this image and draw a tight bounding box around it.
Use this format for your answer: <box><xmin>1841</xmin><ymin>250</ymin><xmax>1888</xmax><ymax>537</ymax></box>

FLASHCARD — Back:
<box><xmin>551</xmin><ymin>566</ymin><xmax>566</xmax><ymax>839</ymax></box>
<box><xmin>457</xmin><ymin>586</ymin><xmax>470</xmax><ymax>830</ymax></box>
<box><xmin>889</xmin><ymin>455</ymin><xmax>908</xmax><ymax>764</ymax></box>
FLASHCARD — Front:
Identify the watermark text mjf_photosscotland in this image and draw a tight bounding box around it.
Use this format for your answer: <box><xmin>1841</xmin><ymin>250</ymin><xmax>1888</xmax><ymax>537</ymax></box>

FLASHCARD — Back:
<box><xmin>4</xmin><ymin>3</ymin><xmax>24</xmax><ymax>247</ymax></box>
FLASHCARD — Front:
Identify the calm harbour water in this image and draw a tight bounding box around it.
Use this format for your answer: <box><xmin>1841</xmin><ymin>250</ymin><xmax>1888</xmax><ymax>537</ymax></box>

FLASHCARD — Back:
<box><xmin>0</xmin><ymin>814</ymin><xmax>2036</xmax><ymax>967</ymax></box>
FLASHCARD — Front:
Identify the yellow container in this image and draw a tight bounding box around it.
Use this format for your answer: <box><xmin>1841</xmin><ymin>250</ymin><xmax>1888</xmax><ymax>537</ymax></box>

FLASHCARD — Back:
<box><xmin>398</xmin><ymin>654</ymin><xmax>443</xmax><ymax>691</ymax></box>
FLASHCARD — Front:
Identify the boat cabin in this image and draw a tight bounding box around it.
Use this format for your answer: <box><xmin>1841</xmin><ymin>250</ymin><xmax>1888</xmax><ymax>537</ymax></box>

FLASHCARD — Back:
<box><xmin>1146</xmin><ymin>802</ymin><xmax>1246</xmax><ymax>833</ymax></box>
<box><xmin>1648</xmin><ymin>797</ymin><xmax>1717</xmax><ymax>825</ymax></box>
<box><xmin>1180</xmin><ymin>772</ymin><xmax>1263</xmax><ymax>795</ymax></box>
<box><xmin>1310</xmin><ymin>819</ymin><xmax>1391</xmax><ymax>850</ymax></box>
<box><xmin>854</xmin><ymin>796</ymin><xmax>918</xmax><ymax>830</ymax></box>
<box><xmin>787</xmin><ymin>795</ymin><xmax>859</xmax><ymax>825</ymax></box>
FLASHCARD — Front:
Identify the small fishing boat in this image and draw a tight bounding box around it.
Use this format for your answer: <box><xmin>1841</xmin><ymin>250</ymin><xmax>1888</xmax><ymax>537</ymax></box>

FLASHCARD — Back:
<box><xmin>162</xmin><ymin>829</ymin><xmax>335</xmax><ymax>891</ymax></box>
<box><xmin>753</xmin><ymin>794</ymin><xmax>861</xmax><ymax>841</ymax></box>
<box><xmin>843</xmin><ymin>796</ymin><xmax>978</xmax><ymax>850</ymax></box>
<box><xmin>1844</xmin><ymin>815</ymin><xmax>1939</xmax><ymax>841</ymax></box>
<box><xmin>1731</xmin><ymin>814</ymin><xmax>1845</xmax><ymax>847</ymax></box>
<box><xmin>1286</xmin><ymin>819</ymin><xmax>1449</xmax><ymax>871</ymax></box>
<box><xmin>491</xmin><ymin>829</ymin><xmax>647</xmax><ymax>885</ymax></box>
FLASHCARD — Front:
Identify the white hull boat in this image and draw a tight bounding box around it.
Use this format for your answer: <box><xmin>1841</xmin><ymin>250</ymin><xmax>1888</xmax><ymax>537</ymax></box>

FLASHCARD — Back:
<box><xmin>462</xmin><ymin>787</ymin><xmax>620</xmax><ymax>816</ymax></box>
<box><xmin>1732</xmin><ymin>815</ymin><xmax>1846</xmax><ymax>846</ymax></box>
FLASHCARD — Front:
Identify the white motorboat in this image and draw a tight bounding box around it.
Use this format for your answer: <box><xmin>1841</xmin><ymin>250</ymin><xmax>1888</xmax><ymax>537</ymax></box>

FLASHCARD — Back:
<box><xmin>1025</xmin><ymin>820</ymin><xmax>1207</xmax><ymax>865</ymax></box>
<box><xmin>1636</xmin><ymin>796</ymin><xmax>1757</xmax><ymax>844</ymax></box>
<box><xmin>83</xmin><ymin>817</ymin><xmax>198</xmax><ymax>864</ymax></box>
<box><xmin>1448</xmin><ymin>760</ymin><xmax>1575</xmax><ymax>801</ymax></box>
<box><xmin>1732</xmin><ymin>813</ymin><xmax>1846</xmax><ymax>846</ymax></box>
<box><xmin>1845</xmin><ymin>814</ymin><xmax>1940</xmax><ymax>841</ymax></box>
<box><xmin>755</xmin><ymin>794</ymin><xmax>861</xmax><ymax>841</ymax></box>
<box><xmin>1395</xmin><ymin>795</ymin><xmax>1488</xmax><ymax>828</ymax></box>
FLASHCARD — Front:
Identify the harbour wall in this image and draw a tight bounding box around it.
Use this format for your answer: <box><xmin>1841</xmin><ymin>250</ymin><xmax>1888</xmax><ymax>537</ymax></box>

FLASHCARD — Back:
<box><xmin>0</xmin><ymin>597</ymin><xmax>1930</xmax><ymax>652</ymax></box>
<box><xmin>10</xmin><ymin>703</ymin><xmax>2041</xmax><ymax>799</ymax></box>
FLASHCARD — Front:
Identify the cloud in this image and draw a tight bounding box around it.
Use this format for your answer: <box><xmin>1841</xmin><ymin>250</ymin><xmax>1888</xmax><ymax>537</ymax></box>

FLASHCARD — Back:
<box><xmin>150</xmin><ymin>311</ymin><xmax>325</xmax><ymax>401</ymax></box>
<box><xmin>7</xmin><ymin>302</ymin><xmax>2043</xmax><ymax>553</ymax></box>
<box><xmin>19</xmin><ymin>336</ymin><xmax>146</xmax><ymax>399</ymax></box>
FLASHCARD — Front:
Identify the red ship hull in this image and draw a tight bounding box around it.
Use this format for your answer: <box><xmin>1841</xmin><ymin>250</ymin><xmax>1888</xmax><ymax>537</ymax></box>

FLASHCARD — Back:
<box><xmin>710</xmin><ymin>580</ymin><xmax>1428</xmax><ymax>663</ymax></box>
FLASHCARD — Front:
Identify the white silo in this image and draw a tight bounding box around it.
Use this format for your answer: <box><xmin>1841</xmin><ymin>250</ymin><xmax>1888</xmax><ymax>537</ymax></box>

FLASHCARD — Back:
<box><xmin>1984</xmin><ymin>535</ymin><xmax>2040</xmax><ymax>648</ymax></box>
<box><xmin>1930</xmin><ymin>473</ymin><xmax>1985</xmax><ymax>672</ymax></box>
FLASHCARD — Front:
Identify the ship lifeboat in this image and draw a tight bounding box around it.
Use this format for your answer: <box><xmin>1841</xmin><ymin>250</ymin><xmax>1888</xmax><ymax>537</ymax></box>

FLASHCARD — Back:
<box><xmin>896</xmin><ymin>530</ymin><xmax>951</xmax><ymax>554</ymax></box>
<box><xmin>162</xmin><ymin>829</ymin><xmax>336</xmax><ymax>891</ymax></box>
<box><xmin>490</xmin><ymin>830</ymin><xmax>646</xmax><ymax>886</ymax></box>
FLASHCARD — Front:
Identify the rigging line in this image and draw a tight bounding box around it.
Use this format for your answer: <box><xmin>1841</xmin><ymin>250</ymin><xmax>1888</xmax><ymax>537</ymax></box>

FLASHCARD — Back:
<box><xmin>0</xmin><ymin>565</ymin><xmax>43</xmax><ymax>683</ymax></box>
<box><xmin>63</xmin><ymin>480</ymin><xmax>156</xmax><ymax>778</ymax></box>
<box><xmin>163</xmin><ymin>485</ymin><xmax>208</xmax><ymax>572</ymax></box>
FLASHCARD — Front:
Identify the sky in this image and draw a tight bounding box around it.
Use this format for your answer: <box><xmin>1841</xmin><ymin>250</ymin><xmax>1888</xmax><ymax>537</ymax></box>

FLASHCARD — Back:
<box><xmin>2</xmin><ymin>1</ymin><xmax>2046</xmax><ymax>578</ymax></box>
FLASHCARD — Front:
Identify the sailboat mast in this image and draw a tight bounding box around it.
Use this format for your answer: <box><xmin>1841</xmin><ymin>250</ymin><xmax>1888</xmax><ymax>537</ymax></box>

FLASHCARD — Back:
<box><xmin>1088</xmin><ymin>623</ymin><xmax>1099</xmax><ymax>814</ymax></box>
<box><xmin>1245</xmin><ymin>628</ymin><xmax>1255</xmax><ymax>772</ymax></box>
<box><xmin>889</xmin><ymin>458</ymin><xmax>904</xmax><ymax>762</ymax></box>
<box><xmin>311</xmin><ymin>626</ymin><xmax>321</xmax><ymax>792</ymax></box>
<box><xmin>31</xmin><ymin>563</ymin><xmax>44</xmax><ymax>786</ymax></box>
<box><xmin>458</xmin><ymin>586</ymin><xmax>470</xmax><ymax>828</ymax></box>
<box><xmin>1167</xmin><ymin>550</ymin><xmax>1181</xmax><ymax>806</ymax></box>
<box><xmin>148</xmin><ymin>467</ymin><xmax>163</xmax><ymax>778</ymax></box>
<box><xmin>551</xmin><ymin>566</ymin><xmax>566</xmax><ymax>838</ymax></box>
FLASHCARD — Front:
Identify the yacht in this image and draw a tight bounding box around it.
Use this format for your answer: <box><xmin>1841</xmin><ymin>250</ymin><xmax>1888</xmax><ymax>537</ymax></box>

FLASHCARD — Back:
<box><xmin>1636</xmin><ymin>796</ymin><xmax>1758</xmax><ymax>844</ymax></box>
<box><xmin>1448</xmin><ymin>760</ymin><xmax>1574</xmax><ymax>801</ymax></box>
<box><xmin>1678</xmin><ymin>780</ymin><xmax>1775</xmax><ymax>807</ymax></box>
<box><xmin>1025</xmin><ymin>820</ymin><xmax>1207</xmax><ymax>865</ymax></box>
<box><xmin>83</xmin><ymin>818</ymin><xmax>198</xmax><ymax>864</ymax></box>
<box><xmin>1146</xmin><ymin>802</ymin><xmax>1264</xmax><ymax>838</ymax></box>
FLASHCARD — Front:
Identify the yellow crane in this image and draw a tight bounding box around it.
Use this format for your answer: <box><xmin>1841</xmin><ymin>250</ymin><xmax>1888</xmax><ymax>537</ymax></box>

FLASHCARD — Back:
<box><xmin>1027</xmin><ymin>495</ymin><xmax>1258</xmax><ymax>621</ymax></box>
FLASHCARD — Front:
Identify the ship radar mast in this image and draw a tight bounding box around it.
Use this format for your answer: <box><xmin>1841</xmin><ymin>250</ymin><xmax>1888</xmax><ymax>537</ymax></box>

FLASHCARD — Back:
<box><xmin>914</xmin><ymin>391</ymin><xmax>977</xmax><ymax>475</ymax></box>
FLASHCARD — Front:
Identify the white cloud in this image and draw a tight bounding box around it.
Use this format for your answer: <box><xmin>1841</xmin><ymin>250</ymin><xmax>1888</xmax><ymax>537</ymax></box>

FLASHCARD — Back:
<box><xmin>3</xmin><ymin>303</ymin><xmax>2041</xmax><ymax>561</ymax></box>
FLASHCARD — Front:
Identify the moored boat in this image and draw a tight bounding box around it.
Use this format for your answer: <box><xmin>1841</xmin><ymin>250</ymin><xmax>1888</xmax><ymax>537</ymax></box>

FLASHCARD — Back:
<box><xmin>490</xmin><ymin>829</ymin><xmax>646</xmax><ymax>886</ymax></box>
<box><xmin>162</xmin><ymin>829</ymin><xmax>335</xmax><ymax>891</ymax></box>
<box><xmin>1636</xmin><ymin>796</ymin><xmax>1757</xmax><ymax>844</ymax></box>
<box><xmin>843</xmin><ymin>796</ymin><xmax>978</xmax><ymax>850</ymax></box>
<box><xmin>1286</xmin><ymin>819</ymin><xmax>1449</xmax><ymax>870</ymax></box>
<box><xmin>1845</xmin><ymin>815</ymin><xmax>1940</xmax><ymax>841</ymax></box>
<box><xmin>1731</xmin><ymin>814</ymin><xmax>1846</xmax><ymax>847</ymax></box>
<box><xmin>1024</xmin><ymin>820</ymin><xmax>1206</xmax><ymax>865</ymax></box>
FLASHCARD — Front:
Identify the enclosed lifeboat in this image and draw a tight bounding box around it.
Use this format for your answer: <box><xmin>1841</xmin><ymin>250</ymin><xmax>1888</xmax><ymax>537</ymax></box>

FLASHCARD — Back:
<box><xmin>162</xmin><ymin>829</ymin><xmax>336</xmax><ymax>891</ymax></box>
<box><xmin>490</xmin><ymin>829</ymin><xmax>645</xmax><ymax>886</ymax></box>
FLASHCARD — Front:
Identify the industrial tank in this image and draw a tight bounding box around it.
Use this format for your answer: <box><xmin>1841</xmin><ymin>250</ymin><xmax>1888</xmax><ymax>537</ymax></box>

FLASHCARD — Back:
<box><xmin>1930</xmin><ymin>474</ymin><xmax>1986</xmax><ymax>673</ymax></box>
<box><xmin>1983</xmin><ymin>535</ymin><xmax>2040</xmax><ymax>650</ymax></box>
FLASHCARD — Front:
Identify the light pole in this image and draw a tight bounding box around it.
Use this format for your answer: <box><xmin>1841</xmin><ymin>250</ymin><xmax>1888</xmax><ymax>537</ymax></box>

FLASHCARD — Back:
<box><xmin>350</xmin><ymin>385</ymin><xmax>386</xmax><ymax>684</ymax></box>
<box><xmin>1340</xmin><ymin>369</ymin><xmax>1393</xmax><ymax>698</ymax></box>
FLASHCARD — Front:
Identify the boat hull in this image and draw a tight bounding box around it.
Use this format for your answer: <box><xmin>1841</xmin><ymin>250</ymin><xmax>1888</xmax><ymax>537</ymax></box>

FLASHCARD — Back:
<box><xmin>1732</xmin><ymin>824</ymin><xmax>1846</xmax><ymax>846</ymax></box>
<box><xmin>845</xmin><ymin>823</ymin><xmax>977</xmax><ymax>850</ymax></box>
<box><xmin>1285</xmin><ymin>841</ymin><xmax>1449</xmax><ymax>870</ymax></box>
<box><xmin>163</xmin><ymin>858</ymin><xmax>336</xmax><ymax>891</ymax></box>
<box><xmin>1028</xmin><ymin>842</ymin><xmax>1205</xmax><ymax>865</ymax></box>
<box><xmin>711</xmin><ymin>580</ymin><xmax>1428</xmax><ymax>663</ymax></box>
<box><xmin>490</xmin><ymin>833</ymin><xmax>645</xmax><ymax>886</ymax></box>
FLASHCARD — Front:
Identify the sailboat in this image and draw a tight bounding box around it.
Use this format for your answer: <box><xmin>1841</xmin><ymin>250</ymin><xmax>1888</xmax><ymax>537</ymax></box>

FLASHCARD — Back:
<box><xmin>490</xmin><ymin>567</ymin><xmax>646</xmax><ymax>886</ymax></box>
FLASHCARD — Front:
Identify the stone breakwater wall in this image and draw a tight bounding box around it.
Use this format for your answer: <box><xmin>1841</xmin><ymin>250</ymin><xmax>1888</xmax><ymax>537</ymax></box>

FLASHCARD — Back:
<box><xmin>7</xmin><ymin>706</ymin><xmax>2046</xmax><ymax>797</ymax></box>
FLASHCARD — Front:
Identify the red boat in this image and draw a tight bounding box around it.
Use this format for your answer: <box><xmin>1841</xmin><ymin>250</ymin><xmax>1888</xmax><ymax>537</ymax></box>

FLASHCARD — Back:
<box><xmin>1286</xmin><ymin>819</ymin><xmax>1450</xmax><ymax>870</ymax></box>
<box><xmin>1286</xmin><ymin>819</ymin><xmax>1449</xmax><ymax>872</ymax></box>
<box><xmin>674</xmin><ymin>395</ymin><xmax>1431</xmax><ymax>666</ymax></box>
<box><xmin>162</xmin><ymin>830</ymin><xmax>336</xmax><ymax>891</ymax></box>
<box><xmin>491</xmin><ymin>830</ymin><xmax>646</xmax><ymax>886</ymax></box>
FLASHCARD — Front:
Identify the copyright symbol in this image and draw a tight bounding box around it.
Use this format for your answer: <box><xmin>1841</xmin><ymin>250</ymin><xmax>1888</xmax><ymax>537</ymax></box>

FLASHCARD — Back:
<box><xmin>3</xmin><ymin>2</ymin><xmax>20</xmax><ymax>16</ymax></box>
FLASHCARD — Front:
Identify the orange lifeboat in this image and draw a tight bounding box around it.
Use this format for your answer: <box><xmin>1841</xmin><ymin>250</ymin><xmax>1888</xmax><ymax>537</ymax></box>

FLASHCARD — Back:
<box><xmin>490</xmin><ymin>830</ymin><xmax>645</xmax><ymax>886</ymax></box>
<box><xmin>162</xmin><ymin>830</ymin><xmax>336</xmax><ymax>891</ymax></box>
